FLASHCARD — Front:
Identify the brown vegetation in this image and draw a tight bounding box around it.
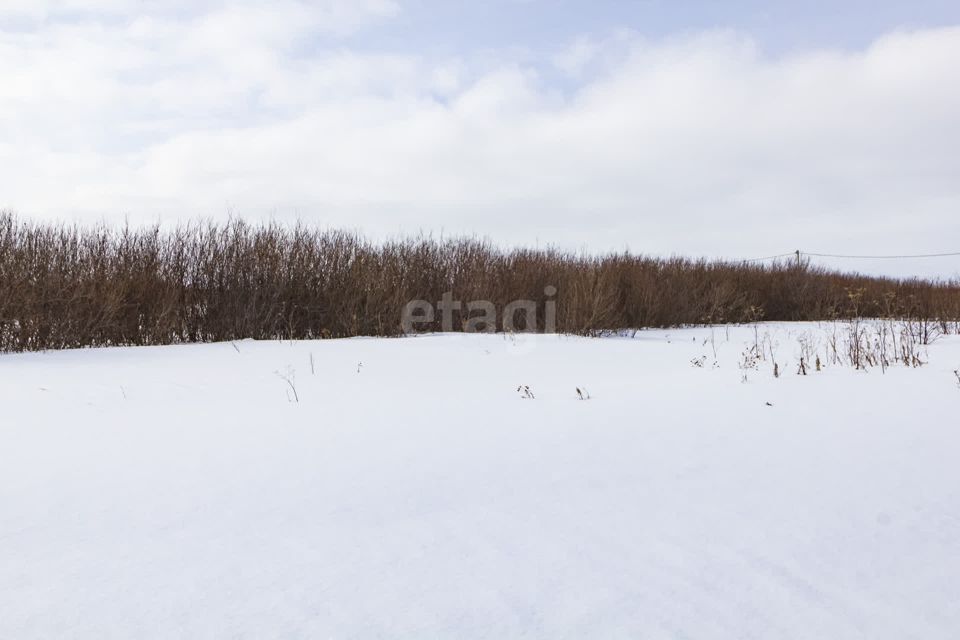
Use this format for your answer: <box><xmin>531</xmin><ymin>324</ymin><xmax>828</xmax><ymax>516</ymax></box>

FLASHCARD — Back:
<box><xmin>1</xmin><ymin>213</ymin><xmax>958</xmax><ymax>352</ymax></box>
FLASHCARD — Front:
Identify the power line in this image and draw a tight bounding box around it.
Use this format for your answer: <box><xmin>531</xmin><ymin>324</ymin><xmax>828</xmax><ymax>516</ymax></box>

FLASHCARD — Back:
<box><xmin>803</xmin><ymin>251</ymin><xmax>960</xmax><ymax>260</ymax></box>
<box><xmin>740</xmin><ymin>252</ymin><xmax>797</xmax><ymax>263</ymax></box>
<box><xmin>741</xmin><ymin>250</ymin><xmax>960</xmax><ymax>262</ymax></box>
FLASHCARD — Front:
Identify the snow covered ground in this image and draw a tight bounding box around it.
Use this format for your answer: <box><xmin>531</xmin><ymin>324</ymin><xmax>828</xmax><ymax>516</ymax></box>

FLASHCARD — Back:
<box><xmin>2</xmin><ymin>323</ymin><xmax>959</xmax><ymax>639</ymax></box>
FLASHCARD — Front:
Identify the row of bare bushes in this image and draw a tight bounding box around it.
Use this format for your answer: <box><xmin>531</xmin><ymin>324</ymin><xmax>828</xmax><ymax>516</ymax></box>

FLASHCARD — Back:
<box><xmin>1</xmin><ymin>213</ymin><xmax>958</xmax><ymax>352</ymax></box>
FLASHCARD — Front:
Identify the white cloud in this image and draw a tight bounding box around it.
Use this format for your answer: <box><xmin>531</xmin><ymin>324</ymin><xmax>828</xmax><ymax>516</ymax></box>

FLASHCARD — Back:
<box><xmin>1</xmin><ymin>4</ymin><xmax>958</xmax><ymax>277</ymax></box>
<box><xmin>0</xmin><ymin>0</ymin><xmax>399</xmax><ymax>28</ymax></box>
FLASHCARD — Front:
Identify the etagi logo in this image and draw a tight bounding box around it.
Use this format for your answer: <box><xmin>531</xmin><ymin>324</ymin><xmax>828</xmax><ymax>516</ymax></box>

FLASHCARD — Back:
<box><xmin>402</xmin><ymin>286</ymin><xmax>558</xmax><ymax>334</ymax></box>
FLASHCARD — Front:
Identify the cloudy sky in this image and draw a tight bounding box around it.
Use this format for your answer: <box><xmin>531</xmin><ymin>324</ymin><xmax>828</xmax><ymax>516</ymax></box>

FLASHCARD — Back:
<box><xmin>2</xmin><ymin>0</ymin><xmax>959</xmax><ymax>276</ymax></box>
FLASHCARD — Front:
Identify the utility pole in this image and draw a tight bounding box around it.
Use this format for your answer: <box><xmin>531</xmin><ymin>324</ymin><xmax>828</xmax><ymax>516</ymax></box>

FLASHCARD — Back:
<box><xmin>796</xmin><ymin>250</ymin><xmax>801</xmax><ymax>269</ymax></box>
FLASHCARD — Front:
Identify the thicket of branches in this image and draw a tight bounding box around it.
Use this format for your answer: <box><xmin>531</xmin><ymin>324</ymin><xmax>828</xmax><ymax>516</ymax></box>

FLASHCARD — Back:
<box><xmin>1</xmin><ymin>213</ymin><xmax>958</xmax><ymax>352</ymax></box>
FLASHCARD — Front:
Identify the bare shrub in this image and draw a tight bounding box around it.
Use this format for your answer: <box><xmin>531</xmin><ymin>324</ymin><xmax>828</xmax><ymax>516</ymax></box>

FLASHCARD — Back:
<box><xmin>0</xmin><ymin>213</ymin><xmax>958</xmax><ymax>352</ymax></box>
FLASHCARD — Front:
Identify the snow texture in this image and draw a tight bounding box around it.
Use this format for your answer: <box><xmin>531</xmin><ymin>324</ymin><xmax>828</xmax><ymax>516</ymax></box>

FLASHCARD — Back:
<box><xmin>1</xmin><ymin>323</ymin><xmax>958</xmax><ymax>638</ymax></box>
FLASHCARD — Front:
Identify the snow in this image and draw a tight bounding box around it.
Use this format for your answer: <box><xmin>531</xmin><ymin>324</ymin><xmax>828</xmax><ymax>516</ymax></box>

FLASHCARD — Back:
<box><xmin>1</xmin><ymin>323</ymin><xmax>959</xmax><ymax>638</ymax></box>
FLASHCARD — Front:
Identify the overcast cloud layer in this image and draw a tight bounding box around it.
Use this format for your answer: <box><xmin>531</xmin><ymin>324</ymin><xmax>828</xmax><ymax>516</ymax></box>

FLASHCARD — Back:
<box><xmin>1</xmin><ymin>1</ymin><xmax>958</xmax><ymax>277</ymax></box>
